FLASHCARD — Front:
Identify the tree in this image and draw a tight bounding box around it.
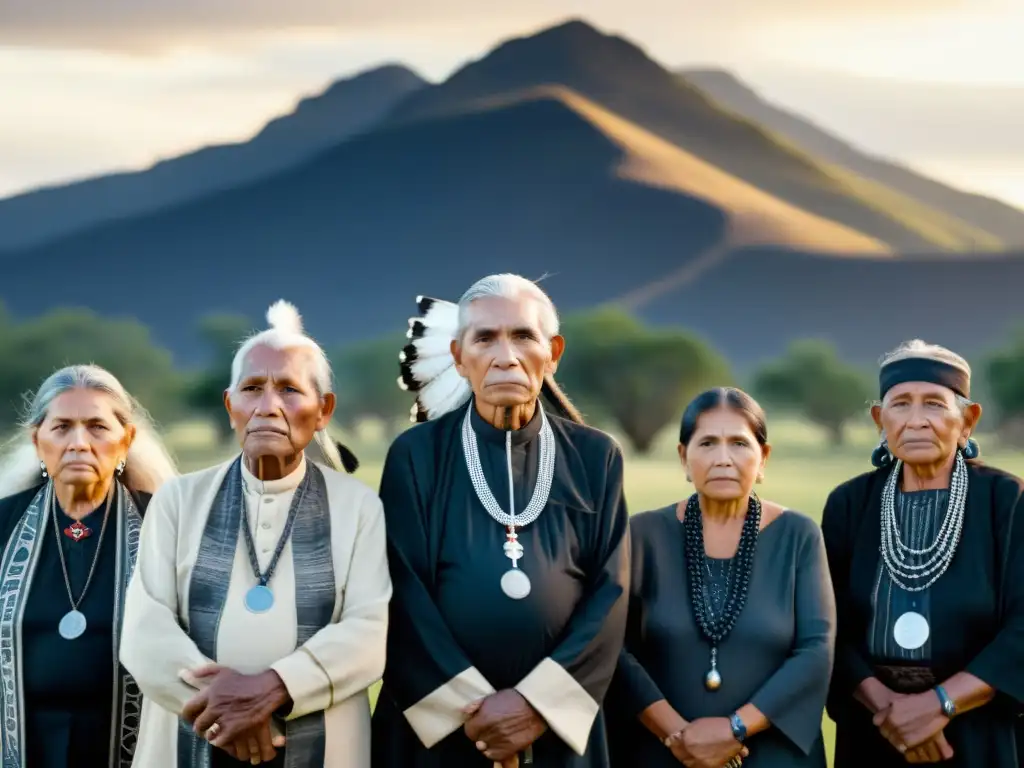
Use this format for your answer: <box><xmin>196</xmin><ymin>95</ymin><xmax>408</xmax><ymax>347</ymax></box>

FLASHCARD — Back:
<box><xmin>752</xmin><ymin>340</ymin><xmax>871</xmax><ymax>444</ymax></box>
<box><xmin>559</xmin><ymin>308</ymin><xmax>731</xmax><ymax>453</ymax></box>
<box><xmin>332</xmin><ymin>334</ymin><xmax>410</xmax><ymax>438</ymax></box>
<box><xmin>183</xmin><ymin>314</ymin><xmax>255</xmax><ymax>442</ymax></box>
<box><xmin>0</xmin><ymin>308</ymin><xmax>183</xmax><ymax>429</ymax></box>
<box><xmin>985</xmin><ymin>329</ymin><xmax>1024</xmax><ymax>445</ymax></box>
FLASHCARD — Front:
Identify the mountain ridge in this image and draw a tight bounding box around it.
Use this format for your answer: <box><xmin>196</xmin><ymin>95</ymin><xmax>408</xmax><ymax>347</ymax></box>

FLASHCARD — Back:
<box><xmin>0</xmin><ymin>64</ymin><xmax>427</xmax><ymax>250</ymax></box>
<box><xmin>382</xmin><ymin>19</ymin><xmax>1002</xmax><ymax>252</ymax></box>
<box><xmin>0</xmin><ymin>17</ymin><xmax>1021</xmax><ymax>369</ymax></box>
<box><xmin>681</xmin><ymin>67</ymin><xmax>1024</xmax><ymax>245</ymax></box>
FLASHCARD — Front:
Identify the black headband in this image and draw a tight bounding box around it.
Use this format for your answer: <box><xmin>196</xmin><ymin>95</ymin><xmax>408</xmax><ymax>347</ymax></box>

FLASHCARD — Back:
<box><xmin>879</xmin><ymin>357</ymin><xmax>970</xmax><ymax>400</ymax></box>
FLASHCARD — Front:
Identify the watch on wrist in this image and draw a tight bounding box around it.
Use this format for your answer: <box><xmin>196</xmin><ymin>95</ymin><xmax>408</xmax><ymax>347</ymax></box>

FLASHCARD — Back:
<box><xmin>934</xmin><ymin>685</ymin><xmax>957</xmax><ymax>718</ymax></box>
<box><xmin>729</xmin><ymin>712</ymin><xmax>747</xmax><ymax>743</ymax></box>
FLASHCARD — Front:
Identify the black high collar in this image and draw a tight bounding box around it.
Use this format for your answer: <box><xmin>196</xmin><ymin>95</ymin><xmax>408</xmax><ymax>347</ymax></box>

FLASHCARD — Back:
<box><xmin>468</xmin><ymin>398</ymin><xmax>543</xmax><ymax>446</ymax></box>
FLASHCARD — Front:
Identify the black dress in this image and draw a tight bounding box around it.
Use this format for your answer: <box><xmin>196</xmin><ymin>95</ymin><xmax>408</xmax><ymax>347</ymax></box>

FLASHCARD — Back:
<box><xmin>0</xmin><ymin>483</ymin><xmax>150</xmax><ymax>768</ymax></box>
<box><xmin>821</xmin><ymin>462</ymin><xmax>1024</xmax><ymax>767</ymax></box>
<box><xmin>609</xmin><ymin>505</ymin><xmax>835</xmax><ymax>767</ymax></box>
<box><xmin>370</xmin><ymin>401</ymin><xmax>630</xmax><ymax>767</ymax></box>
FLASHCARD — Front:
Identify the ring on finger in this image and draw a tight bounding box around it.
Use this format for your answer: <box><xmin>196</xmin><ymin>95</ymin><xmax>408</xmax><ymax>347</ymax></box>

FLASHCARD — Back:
<box><xmin>205</xmin><ymin>723</ymin><xmax>221</xmax><ymax>740</ymax></box>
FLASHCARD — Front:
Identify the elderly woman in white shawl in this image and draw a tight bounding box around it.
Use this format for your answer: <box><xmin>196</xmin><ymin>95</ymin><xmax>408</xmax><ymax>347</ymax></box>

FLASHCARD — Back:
<box><xmin>120</xmin><ymin>300</ymin><xmax>392</xmax><ymax>768</ymax></box>
<box><xmin>0</xmin><ymin>363</ymin><xmax>178</xmax><ymax>768</ymax></box>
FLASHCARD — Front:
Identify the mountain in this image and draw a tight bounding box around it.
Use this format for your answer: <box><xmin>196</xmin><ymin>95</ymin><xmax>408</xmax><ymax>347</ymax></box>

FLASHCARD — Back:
<box><xmin>2</xmin><ymin>18</ymin><xmax>1022</xmax><ymax>368</ymax></box>
<box><xmin>633</xmin><ymin>247</ymin><xmax>1024</xmax><ymax>369</ymax></box>
<box><xmin>1</xmin><ymin>87</ymin><xmax>1020</xmax><ymax>370</ymax></box>
<box><xmin>0</xmin><ymin>91</ymin><xmax>753</xmax><ymax>359</ymax></box>
<box><xmin>385</xmin><ymin>19</ymin><xmax>1001</xmax><ymax>253</ymax></box>
<box><xmin>681</xmin><ymin>68</ymin><xmax>1024</xmax><ymax>246</ymax></box>
<box><xmin>0</xmin><ymin>64</ymin><xmax>426</xmax><ymax>251</ymax></box>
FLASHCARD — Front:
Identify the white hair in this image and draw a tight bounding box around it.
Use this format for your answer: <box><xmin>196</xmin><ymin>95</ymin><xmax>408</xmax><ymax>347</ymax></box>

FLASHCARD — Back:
<box><xmin>876</xmin><ymin>339</ymin><xmax>974</xmax><ymax>412</ymax></box>
<box><xmin>456</xmin><ymin>273</ymin><xmax>560</xmax><ymax>342</ymax></box>
<box><xmin>879</xmin><ymin>339</ymin><xmax>971</xmax><ymax>378</ymax></box>
<box><xmin>227</xmin><ymin>300</ymin><xmax>347</xmax><ymax>473</ymax></box>
<box><xmin>0</xmin><ymin>364</ymin><xmax>178</xmax><ymax>500</ymax></box>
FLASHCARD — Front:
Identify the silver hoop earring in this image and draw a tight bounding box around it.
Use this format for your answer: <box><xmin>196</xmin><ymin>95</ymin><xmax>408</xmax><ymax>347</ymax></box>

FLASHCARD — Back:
<box><xmin>40</xmin><ymin>460</ymin><xmax>47</xmax><ymax>479</ymax></box>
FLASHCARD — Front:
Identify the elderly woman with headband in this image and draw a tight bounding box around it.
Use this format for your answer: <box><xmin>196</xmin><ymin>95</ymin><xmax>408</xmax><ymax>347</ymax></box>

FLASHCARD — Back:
<box><xmin>822</xmin><ymin>339</ymin><xmax>1024</xmax><ymax>767</ymax></box>
<box><xmin>0</xmin><ymin>364</ymin><xmax>178</xmax><ymax>768</ymax></box>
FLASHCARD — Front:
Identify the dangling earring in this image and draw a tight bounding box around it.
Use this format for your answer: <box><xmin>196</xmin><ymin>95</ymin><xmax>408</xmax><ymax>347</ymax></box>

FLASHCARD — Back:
<box><xmin>755</xmin><ymin>472</ymin><xmax>764</xmax><ymax>484</ymax></box>
<box><xmin>961</xmin><ymin>438</ymin><xmax>980</xmax><ymax>460</ymax></box>
<box><xmin>116</xmin><ymin>459</ymin><xmax>126</xmax><ymax>476</ymax></box>
<box><xmin>40</xmin><ymin>460</ymin><xmax>48</xmax><ymax>479</ymax></box>
<box><xmin>871</xmin><ymin>438</ymin><xmax>892</xmax><ymax>468</ymax></box>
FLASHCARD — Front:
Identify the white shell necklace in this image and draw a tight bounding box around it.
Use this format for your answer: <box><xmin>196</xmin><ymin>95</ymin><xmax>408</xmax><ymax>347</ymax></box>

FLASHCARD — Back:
<box><xmin>880</xmin><ymin>450</ymin><xmax>967</xmax><ymax>593</ymax></box>
<box><xmin>461</xmin><ymin>402</ymin><xmax>556</xmax><ymax>599</ymax></box>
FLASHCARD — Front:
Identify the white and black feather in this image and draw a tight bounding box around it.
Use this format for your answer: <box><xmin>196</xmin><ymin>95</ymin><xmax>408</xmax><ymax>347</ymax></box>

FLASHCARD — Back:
<box><xmin>397</xmin><ymin>296</ymin><xmax>471</xmax><ymax>422</ymax></box>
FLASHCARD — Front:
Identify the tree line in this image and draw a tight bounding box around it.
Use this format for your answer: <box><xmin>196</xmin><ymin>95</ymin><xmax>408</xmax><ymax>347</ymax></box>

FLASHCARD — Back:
<box><xmin>2</xmin><ymin>303</ymin><xmax>1023</xmax><ymax>451</ymax></box>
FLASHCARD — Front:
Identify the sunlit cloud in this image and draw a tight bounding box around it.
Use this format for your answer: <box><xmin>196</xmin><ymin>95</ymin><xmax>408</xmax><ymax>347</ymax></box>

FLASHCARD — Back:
<box><xmin>1</xmin><ymin>0</ymin><xmax>972</xmax><ymax>52</ymax></box>
<box><xmin>761</xmin><ymin>7</ymin><xmax>1024</xmax><ymax>84</ymax></box>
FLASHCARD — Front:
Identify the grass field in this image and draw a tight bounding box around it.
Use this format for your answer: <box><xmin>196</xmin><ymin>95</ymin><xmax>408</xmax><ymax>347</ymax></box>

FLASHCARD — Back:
<box><xmin>159</xmin><ymin>413</ymin><xmax>1024</xmax><ymax>765</ymax></box>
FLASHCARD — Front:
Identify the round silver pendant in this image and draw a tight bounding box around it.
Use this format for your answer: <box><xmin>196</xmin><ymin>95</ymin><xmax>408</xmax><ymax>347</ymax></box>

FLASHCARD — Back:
<box><xmin>244</xmin><ymin>585</ymin><xmax>275</xmax><ymax>613</ymax></box>
<box><xmin>893</xmin><ymin>611</ymin><xmax>930</xmax><ymax>650</ymax></box>
<box><xmin>500</xmin><ymin>568</ymin><xmax>531</xmax><ymax>600</ymax></box>
<box><xmin>58</xmin><ymin>609</ymin><xmax>87</xmax><ymax>640</ymax></box>
<box><xmin>704</xmin><ymin>668</ymin><xmax>722</xmax><ymax>691</ymax></box>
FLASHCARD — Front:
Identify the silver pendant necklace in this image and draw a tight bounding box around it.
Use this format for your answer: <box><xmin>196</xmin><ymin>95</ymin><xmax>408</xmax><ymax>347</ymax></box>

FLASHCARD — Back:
<box><xmin>52</xmin><ymin>483</ymin><xmax>114</xmax><ymax>640</ymax></box>
<box><xmin>462</xmin><ymin>403</ymin><xmax>556</xmax><ymax>600</ymax></box>
<box><xmin>879</xmin><ymin>450</ymin><xmax>967</xmax><ymax>650</ymax></box>
<box><xmin>239</xmin><ymin>469</ymin><xmax>307</xmax><ymax>613</ymax></box>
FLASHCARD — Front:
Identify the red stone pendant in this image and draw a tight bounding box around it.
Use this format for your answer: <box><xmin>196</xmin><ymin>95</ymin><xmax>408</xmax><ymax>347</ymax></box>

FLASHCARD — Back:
<box><xmin>63</xmin><ymin>521</ymin><xmax>92</xmax><ymax>542</ymax></box>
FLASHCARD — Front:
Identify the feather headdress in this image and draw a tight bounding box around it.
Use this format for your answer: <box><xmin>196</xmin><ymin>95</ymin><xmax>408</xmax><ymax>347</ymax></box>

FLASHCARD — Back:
<box><xmin>398</xmin><ymin>296</ymin><xmax>471</xmax><ymax>422</ymax></box>
<box><xmin>396</xmin><ymin>295</ymin><xmax>585</xmax><ymax>425</ymax></box>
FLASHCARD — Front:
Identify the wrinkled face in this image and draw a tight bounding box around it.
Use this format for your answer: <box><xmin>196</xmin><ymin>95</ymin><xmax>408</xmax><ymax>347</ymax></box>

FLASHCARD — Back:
<box><xmin>872</xmin><ymin>381</ymin><xmax>979</xmax><ymax>466</ymax></box>
<box><xmin>680</xmin><ymin>407</ymin><xmax>769</xmax><ymax>502</ymax></box>
<box><xmin>225</xmin><ymin>345</ymin><xmax>335</xmax><ymax>460</ymax></box>
<box><xmin>452</xmin><ymin>295</ymin><xmax>565</xmax><ymax>409</ymax></box>
<box><xmin>33</xmin><ymin>388</ymin><xmax>135</xmax><ymax>489</ymax></box>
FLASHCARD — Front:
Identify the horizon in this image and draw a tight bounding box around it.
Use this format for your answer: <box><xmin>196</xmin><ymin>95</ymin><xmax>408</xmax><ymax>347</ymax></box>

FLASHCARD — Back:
<box><xmin>2</xmin><ymin>4</ymin><xmax>1022</xmax><ymax>209</ymax></box>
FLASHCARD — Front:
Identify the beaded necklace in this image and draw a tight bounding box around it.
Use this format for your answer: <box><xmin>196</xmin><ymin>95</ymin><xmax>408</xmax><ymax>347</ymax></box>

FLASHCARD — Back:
<box><xmin>683</xmin><ymin>492</ymin><xmax>762</xmax><ymax>691</ymax></box>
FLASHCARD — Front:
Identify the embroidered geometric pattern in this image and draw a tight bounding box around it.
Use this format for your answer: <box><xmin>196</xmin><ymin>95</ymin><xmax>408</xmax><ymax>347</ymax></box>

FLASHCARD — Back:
<box><xmin>0</xmin><ymin>482</ymin><xmax>145</xmax><ymax>768</ymax></box>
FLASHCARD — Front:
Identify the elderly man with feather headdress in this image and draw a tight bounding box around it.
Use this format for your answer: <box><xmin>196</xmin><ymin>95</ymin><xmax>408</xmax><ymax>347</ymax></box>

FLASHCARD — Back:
<box><xmin>120</xmin><ymin>300</ymin><xmax>391</xmax><ymax>768</ymax></box>
<box><xmin>371</xmin><ymin>273</ymin><xmax>631</xmax><ymax>768</ymax></box>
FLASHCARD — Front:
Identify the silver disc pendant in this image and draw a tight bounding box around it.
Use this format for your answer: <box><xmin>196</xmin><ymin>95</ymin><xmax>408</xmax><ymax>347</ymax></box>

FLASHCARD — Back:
<box><xmin>245</xmin><ymin>585</ymin><xmax>275</xmax><ymax>613</ymax></box>
<box><xmin>893</xmin><ymin>611</ymin><xmax>930</xmax><ymax>650</ymax></box>
<box><xmin>58</xmin><ymin>609</ymin><xmax>87</xmax><ymax>640</ymax></box>
<box><xmin>500</xmin><ymin>568</ymin><xmax>531</xmax><ymax>600</ymax></box>
<box><xmin>704</xmin><ymin>667</ymin><xmax>722</xmax><ymax>691</ymax></box>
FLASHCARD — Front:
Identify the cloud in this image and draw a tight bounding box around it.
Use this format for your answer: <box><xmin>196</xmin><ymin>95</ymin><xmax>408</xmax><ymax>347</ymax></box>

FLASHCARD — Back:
<box><xmin>2</xmin><ymin>0</ymin><xmax>972</xmax><ymax>52</ymax></box>
<box><xmin>747</xmin><ymin>66</ymin><xmax>1024</xmax><ymax>158</ymax></box>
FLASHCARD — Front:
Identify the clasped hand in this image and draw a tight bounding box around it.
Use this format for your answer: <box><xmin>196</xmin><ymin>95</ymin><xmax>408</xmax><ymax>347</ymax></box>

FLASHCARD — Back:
<box><xmin>181</xmin><ymin>664</ymin><xmax>290</xmax><ymax>764</ymax></box>
<box><xmin>872</xmin><ymin>692</ymin><xmax>954</xmax><ymax>763</ymax></box>
<box><xmin>462</xmin><ymin>689</ymin><xmax>547</xmax><ymax>764</ymax></box>
<box><xmin>665</xmin><ymin>717</ymin><xmax>748</xmax><ymax>768</ymax></box>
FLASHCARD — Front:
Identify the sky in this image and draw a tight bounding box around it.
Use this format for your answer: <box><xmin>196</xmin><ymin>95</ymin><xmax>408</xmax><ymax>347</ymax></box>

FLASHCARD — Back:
<box><xmin>1</xmin><ymin>0</ymin><xmax>1022</xmax><ymax>207</ymax></box>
